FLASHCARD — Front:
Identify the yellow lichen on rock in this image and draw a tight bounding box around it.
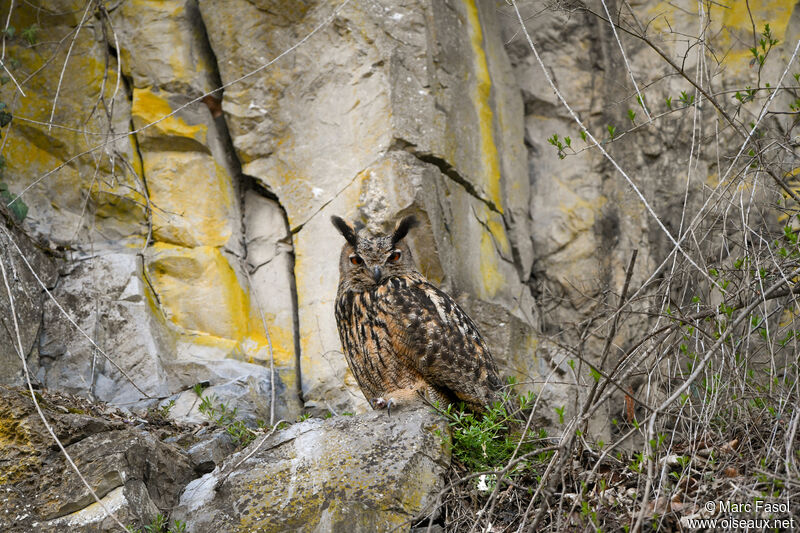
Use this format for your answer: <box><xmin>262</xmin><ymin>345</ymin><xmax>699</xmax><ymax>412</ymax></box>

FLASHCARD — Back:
<box><xmin>2</xmin><ymin>117</ymin><xmax>146</xmax><ymax>243</ymax></box>
<box><xmin>0</xmin><ymin>29</ymin><xmax>143</xmax><ymax>242</ymax></box>
<box><xmin>2</xmin><ymin>120</ymin><xmax>82</xmax><ymax>195</ymax></box>
<box><xmin>115</xmin><ymin>0</ymin><xmax>220</xmax><ymax>95</ymax></box>
<box><xmin>647</xmin><ymin>0</ymin><xmax>797</xmax><ymax>70</ymax></box>
<box><xmin>183</xmin><ymin>333</ymin><xmax>239</xmax><ymax>354</ymax></box>
<box><xmin>131</xmin><ymin>88</ymin><xmax>208</xmax><ymax>149</ymax></box>
<box><xmin>143</xmin><ymin>151</ymin><xmax>234</xmax><ymax>247</ymax></box>
<box><xmin>717</xmin><ymin>0</ymin><xmax>797</xmax><ymax>67</ymax></box>
<box><xmin>145</xmin><ymin>243</ymin><xmax>297</xmax><ymax>368</ymax></box>
<box><xmin>0</xmin><ymin>414</ymin><xmax>38</xmax><ymax>484</ymax></box>
<box><xmin>478</xmin><ymin>210</ymin><xmax>509</xmax><ymax>300</ymax></box>
<box><xmin>556</xmin><ymin>180</ymin><xmax>608</xmax><ymax>239</ymax></box>
<box><xmin>146</xmin><ymin>244</ymin><xmax>248</xmax><ymax>340</ymax></box>
<box><xmin>243</xmin><ymin>318</ymin><xmax>295</xmax><ymax>368</ymax></box>
<box><xmin>464</xmin><ymin>0</ymin><xmax>504</xmax><ymax>214</ymax></box>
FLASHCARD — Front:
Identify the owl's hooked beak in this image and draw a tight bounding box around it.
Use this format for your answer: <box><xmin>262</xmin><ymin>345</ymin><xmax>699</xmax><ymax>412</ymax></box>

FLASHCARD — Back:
<box><xmin>371</xmin><ymin>266</ymin><xmax>382</xmax><ymax>283</ymax></box>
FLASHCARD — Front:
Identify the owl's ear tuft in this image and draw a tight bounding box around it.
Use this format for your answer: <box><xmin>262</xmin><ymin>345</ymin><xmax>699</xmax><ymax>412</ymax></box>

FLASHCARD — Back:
<box><xmin>331</xmin><ymin>216</ymin><xmax>358</xmax><ymax>246</ymax></box>
<box><xmin>391</xmin><ymin>215</ymin><xmax>418</xmax><ymax>245</ymax></box>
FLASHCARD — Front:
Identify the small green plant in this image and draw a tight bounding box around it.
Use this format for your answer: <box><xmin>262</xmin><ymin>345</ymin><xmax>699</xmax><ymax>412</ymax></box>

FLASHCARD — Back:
<box><xmin>150</xmin><ymin>399</ymin><xmax>175</xmax><ymax>419</ymax></box>
<box><xmin>555</xmin><ymin>405</ymin><xmax>565</xmax><ymax>424</ymax></box>
<box><xmin>580</xmin><ymin>499</ymin><xmax>598</xmax><ymax>524</ymax></box>
<box><xmin>0</xmin><ymin>181</ymin><xmax>28</xmax><ymax>222</ymax></box>
<box><xmin>126</xmin><ymin>514</ymin><xmax>186</xmax><ymax>533</ymax></box>
<box><xmin>20</xmin><ymin>24</ymin><xmax>39</xmax><ymax>45</ymax></box>
<box><xmin>145</xmin><ymin>514</ymin><xmax>167</xmax><ymax>533</ymax></box>
<box><xmin>439</xmin><ymin>389</ymin><xmax>548</xmax><ymax>475</ymax></box>
<box><xmin>197</xmin><ymin>392</ymin><xmax>258</xmax><ymax>448</ymax></box>
<box><xmin>629</xmin><ymin>451</ymin><xmax>644</xmax><ymax>473</ymax></box>
<box><xmin>192</xmin><ymin>381</ymin><xmax>210</xmax><ymax>397</ymax></box>
<box><xmin>0</xmin><ymin>102</ymin><xmax>11</xmax><ymax>128</ymax></box>
<box><xmin>225</xmin><ymin>419</ymin><xmax>255</xmax><ymax>446</ymax></box>
<box><xmin>735</xmin><ymin>86</ymin><xmax>757</xmax><ymax>103</ymax></box>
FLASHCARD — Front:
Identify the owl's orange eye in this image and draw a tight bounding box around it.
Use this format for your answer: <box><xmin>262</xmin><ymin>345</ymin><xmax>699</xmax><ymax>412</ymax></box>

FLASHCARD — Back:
<box><xmin>349</xmin><ymin>254</ymin><xmax>363</xmax><ymax>265</ymax></box>
<box><xmin>388</xmin><ymin>250</ymin><xmax>402</xmax><ymax>263</ymax></box>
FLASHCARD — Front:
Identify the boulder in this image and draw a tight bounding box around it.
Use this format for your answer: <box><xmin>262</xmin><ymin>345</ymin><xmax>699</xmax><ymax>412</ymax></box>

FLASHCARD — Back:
<box><xmin>0</xmin><ymin>385</ymin><xmax>195</xmax><ymax>533</ymax></box>
<box><xmin>173</xmin><ymin>406</ymin><xmax>450</xmax><ymax>532</ymax></box>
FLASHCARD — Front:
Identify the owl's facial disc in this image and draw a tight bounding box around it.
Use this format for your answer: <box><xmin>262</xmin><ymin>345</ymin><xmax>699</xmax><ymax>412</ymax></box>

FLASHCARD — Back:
<box><xmin>333</xmin><ymin>214</ymin><xmax>419</xmax><ymax>291</ymax></box>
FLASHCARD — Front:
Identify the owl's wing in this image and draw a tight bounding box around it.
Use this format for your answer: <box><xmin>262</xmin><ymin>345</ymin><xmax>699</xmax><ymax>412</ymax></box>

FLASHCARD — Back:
<box><xmin>380</xmin><ymin>276</ymin><xmax>503</xmax><ymax>409</ymax></box>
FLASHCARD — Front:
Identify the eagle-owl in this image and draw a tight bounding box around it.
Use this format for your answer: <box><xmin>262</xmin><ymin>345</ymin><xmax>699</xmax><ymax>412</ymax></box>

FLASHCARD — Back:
<box><xmin>332</xmin><ymin>214</ymin><xmax>502</xmax><ymax>414</ymax></box>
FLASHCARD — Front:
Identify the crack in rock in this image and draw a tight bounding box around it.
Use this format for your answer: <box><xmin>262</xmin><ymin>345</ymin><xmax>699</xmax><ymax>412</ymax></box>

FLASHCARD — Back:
<box><xmin>388</xmin><ymin>139</ymin><xmax>502</xmax><ymax>214</ymax></box>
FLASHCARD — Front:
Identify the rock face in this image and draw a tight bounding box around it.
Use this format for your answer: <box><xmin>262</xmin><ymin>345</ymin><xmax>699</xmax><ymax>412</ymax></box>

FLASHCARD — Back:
<box><xmin>0</xmin><ymin>0</ymin><xmax>543</xmax><ymax>422</ymax></box>
<box><xmin>0</xmin><ymin>211</ymin><xmax>58</xmax><ymax>386</ymax></box>
<box><xmin>0</xmin><ymin>0</ymin><xmax>300</xmax><ymax>422</ymax></box>
<box><xmin>495</xmin><ymin>0</ymin><xmax>800</xmax><ymax>432</ymax></box>
<box><xmin>36</xmin><ymin>252</ymin><xmax>172</xmax><ymax>403</ymax></box>
<box><xmin>173</xmin><ymin>406</ymin><xmax>449</xmax><ymax>533</ymax></box>
<box><xmin>1</xmin><ymin>0</ymin><xmax>798</xmax><ymax>466</ymax></box>
<box><xmin>197</xmin><ymin>0</ymin><xmax>535</xmax><ymax>413</ymax></box>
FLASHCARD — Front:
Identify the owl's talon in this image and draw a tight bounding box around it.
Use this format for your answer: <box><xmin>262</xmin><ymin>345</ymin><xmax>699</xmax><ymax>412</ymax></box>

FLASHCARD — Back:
<box><xmin>386</xmin><ymin>398</ymin><xmax>396</xmax><ymax>417</ymax></box>
<box><xmin>372</xmin><ymin>397</ymin><xmax>387</xmax><ymax>409</ymax></box>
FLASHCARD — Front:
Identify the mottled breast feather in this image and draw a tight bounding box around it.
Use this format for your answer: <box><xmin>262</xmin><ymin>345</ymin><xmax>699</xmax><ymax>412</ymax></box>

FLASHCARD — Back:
<box><xmin>335</xmin><ymin>272</ymin><xmax>501</xmax><ymax>410</ymax></box>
